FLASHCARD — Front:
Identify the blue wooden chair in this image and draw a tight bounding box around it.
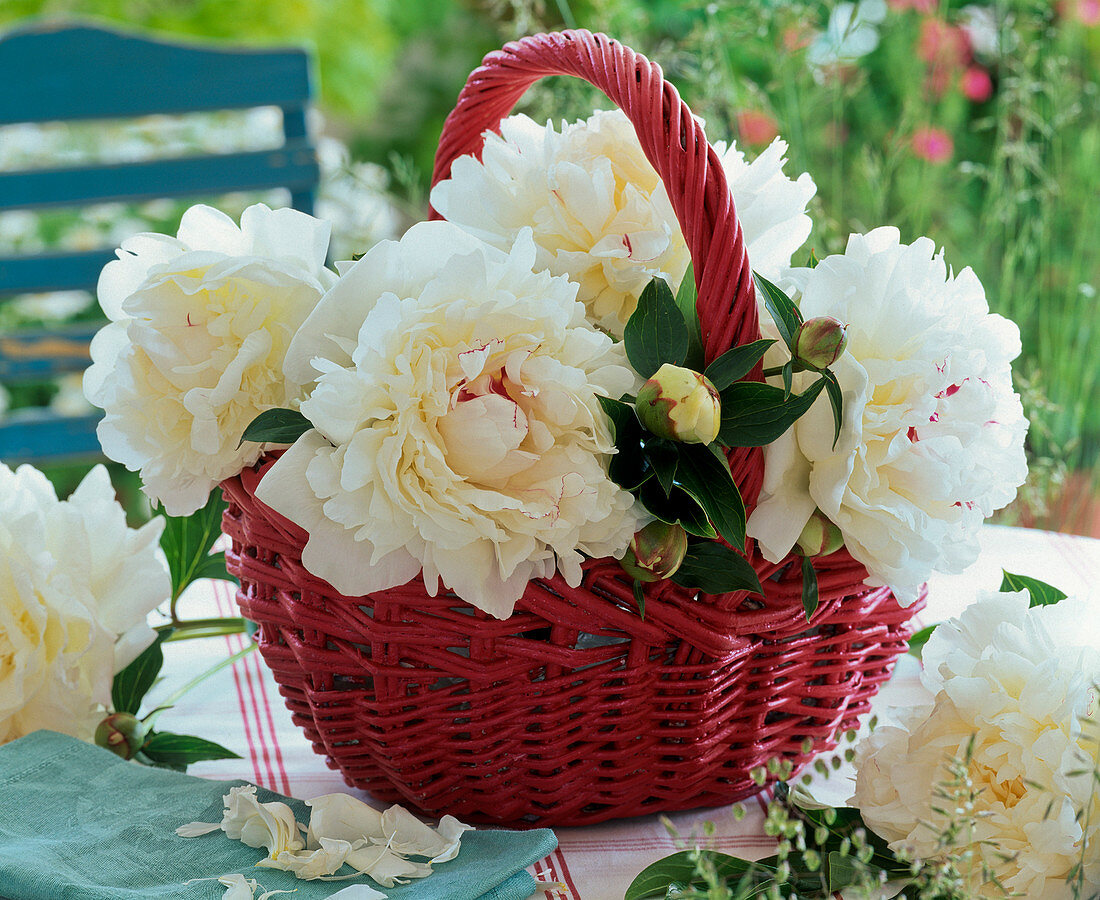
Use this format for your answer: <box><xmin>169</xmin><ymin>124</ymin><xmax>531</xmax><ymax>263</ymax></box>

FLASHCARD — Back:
<box><xmin>0</xmin><ymin>20</ymin><xmax>320</xmax><ymax>464</ymax></box>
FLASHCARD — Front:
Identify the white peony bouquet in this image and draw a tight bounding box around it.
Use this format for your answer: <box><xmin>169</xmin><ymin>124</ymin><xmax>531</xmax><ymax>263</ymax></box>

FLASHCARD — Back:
<box><xmin>84</xmin><ymin>104</ymin><xmax>1026</xmax><ymax>623</ymax></box>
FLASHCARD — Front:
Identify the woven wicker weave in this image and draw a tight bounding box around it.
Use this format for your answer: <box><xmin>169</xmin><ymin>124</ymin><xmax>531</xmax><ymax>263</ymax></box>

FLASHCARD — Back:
<box><xmin>221</xmin><ymin>30</ymin><xmax>923</xmax><ymax>827</ymax></box>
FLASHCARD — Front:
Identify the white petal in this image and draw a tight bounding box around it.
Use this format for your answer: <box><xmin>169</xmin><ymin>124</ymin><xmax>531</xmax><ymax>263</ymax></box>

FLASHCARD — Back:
<box><xmin>175</xmin><ymin>821</ymin><xmax>224</xmax><ymax>838</ymax></box>
<box><xmin>305</xmin><ymin>793</ymin><xmax>386</xmax><ymax>847</ymax></box>
<box><xmin>324</xmin><ymin>885</ymin><xmax>388</xmax><ymax>900</ymax></box>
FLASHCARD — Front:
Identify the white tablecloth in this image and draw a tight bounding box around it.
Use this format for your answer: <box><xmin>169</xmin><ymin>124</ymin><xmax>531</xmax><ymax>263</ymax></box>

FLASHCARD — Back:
<box><xmin>148</xmin><ymin>525</ymin><xmax>1100</xmax><ymax>899</ymax></box>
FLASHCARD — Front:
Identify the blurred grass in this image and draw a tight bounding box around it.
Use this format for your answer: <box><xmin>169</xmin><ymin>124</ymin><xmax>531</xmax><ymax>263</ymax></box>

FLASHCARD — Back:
<box><xmin>3</xmin><ymin>0</ymin><xmax>1098</xmax><ymax>532</ymax></box>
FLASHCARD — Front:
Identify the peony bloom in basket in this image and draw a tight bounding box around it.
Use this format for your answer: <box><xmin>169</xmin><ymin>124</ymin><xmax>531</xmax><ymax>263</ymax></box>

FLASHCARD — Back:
<box><xmin>431</xmin><ymin>108</ymin><xmax>816</xmax><ymax>335</ymax></box>
<box><xmin>84</xmin><ymin>203</ymin><xmax>336</xmax><ymax>516</ymax></box>
<box><xmin>256</xmin><ymin>222</ymin><xmax>643</xmax><ymax>619</ymax></box>
<box><xmin>852</xmin><ymin>590</ymin><xmax>1100</xmax><ymax>898</ymax></box>
<box><xmin>0</xmin><ymin>463</ymin><xmax>168</xmax><ymax>744</ymax></box>
<box><xmin>747</xmin><ymin>227</ymin><xmax>1028</xmax><ymax>603</ymax></box>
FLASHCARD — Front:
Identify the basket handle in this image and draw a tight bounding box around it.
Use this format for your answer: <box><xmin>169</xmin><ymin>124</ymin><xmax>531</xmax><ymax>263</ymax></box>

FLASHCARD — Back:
<box><xmin>428</xmin><ymin>29</ymin><xmax>759</xmax><ymax>364</ymax></box>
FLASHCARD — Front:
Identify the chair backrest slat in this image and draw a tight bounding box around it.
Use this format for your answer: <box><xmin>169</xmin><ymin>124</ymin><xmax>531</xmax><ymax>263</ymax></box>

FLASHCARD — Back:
<box><xmin>0</xmin><ymin>250</ymin><xmax>113</xmax><ymax>297</ymax></box>
<box><xmin>0</xmin><ymin>140</ymin><xmax>320</xmax><ymax>212</ymax></box>
<box><xmin>0</xmin><ymin>21</ymin><xmax>320</xmax><ymax>466</ymax></box>
<box><xmin>0</xmin><ymin>22</ymin><xmax>311</xmax><ymax>124</ymax></box>
<box><xmin>0</xmin><ymin>409</ymin><xmax>102</xmax><ymax>463</ymax></box>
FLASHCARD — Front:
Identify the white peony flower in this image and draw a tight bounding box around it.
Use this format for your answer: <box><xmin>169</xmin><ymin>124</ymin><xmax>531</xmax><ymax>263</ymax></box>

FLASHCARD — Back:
<box><xmin>746</xmin><ymin>227</ymin><xmax>1028</xmax><ymax>603</ymax></box>
<box><xmin>0</xmin><ymin>463</ymin><xmax>168</xmax><ymax>744</ymax></box>
<box><xmin>430</xmin><ymin>108</ymin><xmax>815</xmax><ymax>336</ymax></box>
<box><xmin>84</xmin><ymin>203</ymin><xmax>336</xmax><ymax>515</ymax></box>
<box><xmin>852</xmin><ymin>591</ymin><xmax>1100</xmax><ymax>898</ymax></box>
<box><xmin>259</xmin><ymin>221</ymin><xmax>643</xmax><ymax>619</ymax></box>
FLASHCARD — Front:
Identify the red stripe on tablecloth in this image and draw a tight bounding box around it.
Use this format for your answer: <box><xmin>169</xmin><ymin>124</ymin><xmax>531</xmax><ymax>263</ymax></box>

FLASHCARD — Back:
<box><xmin>216</xmin><ymin>578</ymin><xmax>291</xmax><ymax>794</ymax></box>
<box><xmin>214</xmin><ymin>580</ymin><xmax>278</xmax><ymax>791</ymax></box>
<box><xmin>223</xmin><ymin>625</ymin><xmax>264</xmax><ymax>786</ymax></box>
<box><xmin>248</xmin><ymin>632</ymin><xmax>292</xmax><ymax>795</ymax></box>
<box><xmin>554</xmin><ymin>847</ymin><xmax>581</xmax><ymax>899</ymax></box>
<box><xmin>244</xmin><ymin>634</ymin><xmax>291</xmax><ymax>795</ymax></box>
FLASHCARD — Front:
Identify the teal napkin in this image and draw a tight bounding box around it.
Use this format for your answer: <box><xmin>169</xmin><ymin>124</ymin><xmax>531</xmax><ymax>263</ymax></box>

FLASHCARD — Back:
<box><xmin>0</xmin><ymin>731</ymin><xmax>556</xmax><ymax>900</ymax></box>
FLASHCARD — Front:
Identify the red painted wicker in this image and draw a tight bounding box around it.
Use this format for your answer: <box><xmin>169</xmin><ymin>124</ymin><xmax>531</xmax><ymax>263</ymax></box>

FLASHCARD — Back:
<box><xmin>221</xmin><ymin>30</ymin><xmax>923</xmax><ymax>827</ymax></box>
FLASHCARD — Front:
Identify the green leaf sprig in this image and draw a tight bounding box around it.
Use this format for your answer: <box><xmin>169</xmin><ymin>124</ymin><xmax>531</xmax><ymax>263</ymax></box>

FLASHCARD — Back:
<box><xmin>754</xmin><ymin>271</ymin><xmax>845</xmax><ymax>448</ymax></box>
<box><xmin>239</xmin><ymin>407</ymin><xmax>312</xmax><ymax>447</ymax></box>
<box><xmin>607</xmin><ymin>270</ymin><xmax>852</xmax><ymax>613</ymax></box>
<box><xmin>105</xmin><ymin>630</ymin><xmax>249</xmax><ymax>770</ymax></box>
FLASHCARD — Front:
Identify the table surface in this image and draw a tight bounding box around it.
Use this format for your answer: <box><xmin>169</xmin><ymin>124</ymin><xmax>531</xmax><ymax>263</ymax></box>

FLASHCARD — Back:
<box><xmin>148</xmin><ymin>525</ymin><xmax>1100</xmax><ymax>900</ymax></box>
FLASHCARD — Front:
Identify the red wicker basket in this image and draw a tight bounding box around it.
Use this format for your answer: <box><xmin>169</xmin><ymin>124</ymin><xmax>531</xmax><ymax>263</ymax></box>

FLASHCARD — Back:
<box><xmin>220</xmin><ymin>30</ymin><xmax>923</xmax><ymax>827</ymax></box>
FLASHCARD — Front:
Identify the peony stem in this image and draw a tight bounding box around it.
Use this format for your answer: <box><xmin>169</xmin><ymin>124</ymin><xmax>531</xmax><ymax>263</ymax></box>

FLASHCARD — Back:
<box><xmin>158</xmin><ymin>618</ymin><xmax>249</xmax><ymax>641</ymax></box>
<box><xmin>158</xmin><ymin>642</ymin><xmax>257</xmax><ymax>710</ymax></box>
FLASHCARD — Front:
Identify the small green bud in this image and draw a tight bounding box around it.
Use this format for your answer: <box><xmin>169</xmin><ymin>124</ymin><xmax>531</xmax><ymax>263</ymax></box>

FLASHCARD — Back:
<box><xmin>794</xmin><ymin>316</ymin><xmax>848</xmax><ymax>369</ymax></box>
<box><xmin>795</xmin><ymin>509</ymin><xmax>844</xmax><ymax>557</ymax></box>
<box><xmin>635</xmin><ymin>363</ymin><xmax>721</xmax><ymax>444</ymax></box>
<box><xmin>94</xmin><ymin>712</ymin><xmax>146</xmax><ymax>760</ymax></box>
<box><xmin>619</xmin><ymin>521</ymin><xmax>689</xmax><ymax>583</ymax></box>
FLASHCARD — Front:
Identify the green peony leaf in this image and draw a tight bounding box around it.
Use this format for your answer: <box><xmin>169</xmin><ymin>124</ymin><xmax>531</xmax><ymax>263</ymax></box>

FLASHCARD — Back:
<box><xmin>673</xmin><ymin>443</ymin><xmax>746</xmax><ymax>548</ymax></box>
<box><xmin>239</xmin><ymin>407</ymin><xmax>312</xmax><ymax>447</ymax></box>
<box><xmin>624</xmin><ymin>277</ymin><xmax>689</xmax><ymax>378</ymax></box>
<box><xmin>632</xmin><ymin>580</ymin><xmax>646</xmax><ymax>620</ymax></box>
<box><xmin>158</xmin><ymin>490</ymin><xmax>236</xmax><ymax>607</ymax></box>
<box><xmin>639</xmin><ymin>481</ymin><xmax>717</xmax><ymax>539</ymax></box>
<box><xmin>642</xmin><ymin>437</ymin><xmax>679</xmax><ymax>497</ymax></box>
<box><xmin>822</xmin><ymin>370</ymin><xmax>844</xmax><ymax>448</ymax></box>
<box><xmin>782</xmin><ymin>358</ymin><xmax>794</xmax><ymax>399</ymax></box>
<box><xmin>599</xmin><ymin>396</ymin><xmax>653</xmax><ymax>491</ymax></box>
<box><xmin>625</xmin><ymin>850</ymin><xmax>762</xmax><ymax>900</ymax></box>
<box><xmin>801</xmin><ymin>555</ymin><xmax>820</xmax><ymax>620</ymax></box>
<box><xmin>717</xmin><ymin>379</ymin><xmax>826</xmax><ymax>447</ymax></box>
<box><xmin>111</xmin><ymin>630</ymin><xmax>169</xmax><ymax>716</ymax></box>
<box><xmin>670</xmin><ymin>542</ymin><xmax>763</xmax><ymax>595</ymax></box>
<box><xmin>141</xmin><ymin>732</ymin><xmax>241</xmax><ymax>768</ymax></box>
<box><xmin>596</xmin><ymin>395</ymin><xmax>636</xmax><ymax>439</ymax></box>
<box><xmin>1000</xmin><ymin>571</ymin><xmax>1068</xmax><ymax>607</ymax></box>
<box><xmin>703</xmin><ymin>339</ymin><xmax>776</xmax><ymax>391</ymax></box>
<box><xmin>673</xmin><ymin>263</ymin><xmax>706</xmax><ymax>371</ymax></box>
<box><xmin>754</xmin><ymin>270</ymin><xmax>803</xmax><ymax>352</ymax></box>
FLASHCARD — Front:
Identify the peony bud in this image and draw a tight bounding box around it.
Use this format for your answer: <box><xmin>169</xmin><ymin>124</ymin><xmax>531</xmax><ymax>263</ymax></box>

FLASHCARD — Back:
<box><xmin>636</xmin><ymin>363</ymin><xmax>721</xmax><ymax>444</ymax></box>
<box><xmin>620</xmin><ymin>521</ymin><xmax>689</xmax><ymax>583</ymax></box>
<box><xmin>795</xmin><ymin>510</ymin><xmax>845</xmax><ymax>557</ymax></box>
<box><xmin>94</xmin><ymin>712</ymin><xmax>147</xmax><ymax>760</ymax></box>
<box><xmin>794</xmin><ymin>316</ymin><xmax>848</xmax><ymax>369</ymax></box>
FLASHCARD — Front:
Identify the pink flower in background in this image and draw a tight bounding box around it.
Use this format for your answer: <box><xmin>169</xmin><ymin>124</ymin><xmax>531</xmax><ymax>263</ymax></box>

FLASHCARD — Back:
<box><xmin>911</xmin><ymin>127</ymin><xmax>954</xmax><ymax>163</ymax></box>
<box><xmin>918</xmin><ymin>19</ymin><xmax>972</xmax><ymax>67</ymax></box>
<box><xmin>736</xmin><ymin>110</ymin><xmax>779</xmax><ymax>146</ymax></box>
<box><xmin>961</xmin><ymin>66</ymin><xmax>994</xmax><ymax>101</ymax></box>
<box><xmin>919</xmin><ymin>19</ymin><xmax>972</xmax><ymax>97</ymax></box>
